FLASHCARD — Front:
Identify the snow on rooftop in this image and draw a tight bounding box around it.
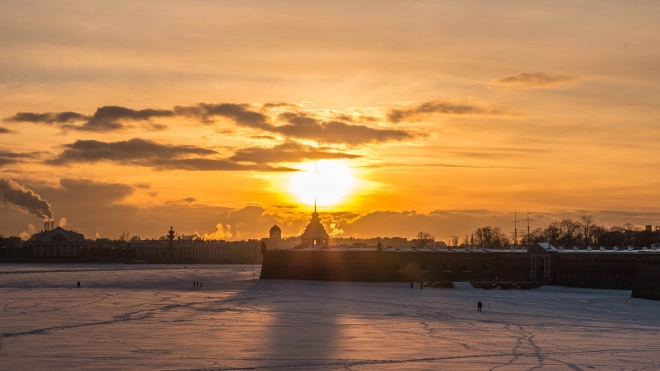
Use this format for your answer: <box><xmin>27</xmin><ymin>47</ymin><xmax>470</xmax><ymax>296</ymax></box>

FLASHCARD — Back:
<box><xmin>537</xmin><ymin>242</ymin><xmax>559</xmax><ymax>252</ymax></box>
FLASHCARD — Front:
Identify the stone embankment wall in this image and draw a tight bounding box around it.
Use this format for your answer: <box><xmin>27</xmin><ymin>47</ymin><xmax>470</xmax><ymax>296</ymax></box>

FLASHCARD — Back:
<box><xmin>260</xmin><ymin>249</ymin><xmax>529</xmax><ymax>282</ymax></box>
<box><xmin>554</xmin><ymin>253</ymin><xmax>637</xmax><ymax>289</ymax></box>
<box><xmin>261</xmin><ymin>248</ymin><xmax>660</xmax><ymax>298</ymax></box>
<box><xmin>631</xmin><ymin>253</ymin><xmax>660</xmax><ymax>300</ymax></box>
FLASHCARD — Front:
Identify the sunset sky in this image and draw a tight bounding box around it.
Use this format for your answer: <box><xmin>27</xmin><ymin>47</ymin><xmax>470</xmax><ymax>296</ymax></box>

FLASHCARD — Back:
<box><xmin>1</xmin><ymin>1</ymin><xmax>660</xmax><ymax>241</ymax></box>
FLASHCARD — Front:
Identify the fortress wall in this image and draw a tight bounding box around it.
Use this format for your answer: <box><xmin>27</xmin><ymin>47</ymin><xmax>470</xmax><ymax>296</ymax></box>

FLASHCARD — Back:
<box><xmin>260</xmin><ymin>250</ymin><xmax>383</xmax><ymax>281</ymax></box>
<box><xmin>260</xmin><ymin>249</ymin><xmax>660</xmax><ymax>294</ymax></box>
<box><xmin>554</xmin><ymin>253</ymin><xmax>637</xmax><ymax>289</ymax></box>
<box><xmin>260</xmin><ymin>249</ymin><xmax>530</xmax><ymax>282</ymax></box>
<box><xmin>631</xmin><ymin>253</ymin><xmax>660</xmax><ymax>300</ymax></box>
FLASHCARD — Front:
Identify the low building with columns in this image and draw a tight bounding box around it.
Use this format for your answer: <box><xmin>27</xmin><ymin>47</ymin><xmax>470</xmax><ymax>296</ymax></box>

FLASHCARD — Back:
<box><xmin>27</xmin><ymin>226</ymin><xmax>89</xmax><ymax>257</ymax></box>
<box><xmin>134</xmin><ymin>240</ymin><xmax>261</xmax><ymax>261</ymax></box>
<box><xmin>133</xmin><ymin>227</ymin><xmax>261</xmax><ymax>263</ymax></box>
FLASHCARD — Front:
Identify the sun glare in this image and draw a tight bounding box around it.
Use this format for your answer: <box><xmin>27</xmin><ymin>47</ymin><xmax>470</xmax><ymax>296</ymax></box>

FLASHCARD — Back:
<box><xmin>289</xmin><ymin>160</ymin><xmax>356</xmax><ymax>207</ymax></box>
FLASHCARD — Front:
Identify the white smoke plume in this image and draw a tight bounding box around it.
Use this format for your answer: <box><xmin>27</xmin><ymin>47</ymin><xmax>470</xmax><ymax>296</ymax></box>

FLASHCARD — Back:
<box><xmin>58</xmin><ymin>217</ymin><xmax>67</xmax><ymax>228</ymax></box>
<box><xmin>19</xmin><ymin>224</ymin><xmax>36</xmax><ymax>240</ymax></box>
<box><xmin>0</xmin><ymin>178</ymin><xmax>53</xmax><ymax>220</ymax></box>
<box><xmin>329</xmin><ymin>222</ymin><xmax>344</xmax><ymax>237</ymax></box>
<box><xmin>203</xmin><ymin>223</ymin><xmax>233</xmax><ymax>240</ymax></box>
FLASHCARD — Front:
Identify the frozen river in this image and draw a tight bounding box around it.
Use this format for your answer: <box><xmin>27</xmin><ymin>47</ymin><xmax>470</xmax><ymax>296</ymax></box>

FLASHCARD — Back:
<box><xmin>1</xmin><ymin>264</ymin><xmax>659</xmax><ymax>370</ymax></box>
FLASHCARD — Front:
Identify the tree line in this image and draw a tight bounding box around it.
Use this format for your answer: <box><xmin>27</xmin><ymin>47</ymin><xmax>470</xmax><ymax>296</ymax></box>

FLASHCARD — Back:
<box><xmin>458</xmin><ymin>216</ymin><xmax>660</xmax><ymax>249</ymax></box>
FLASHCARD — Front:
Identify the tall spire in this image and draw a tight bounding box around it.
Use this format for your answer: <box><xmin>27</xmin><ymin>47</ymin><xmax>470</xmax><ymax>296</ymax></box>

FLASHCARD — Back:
<box><xmin>314</xmin><ymin>161</ymin><xmax>319</xmax><ymax>213</ymax></box>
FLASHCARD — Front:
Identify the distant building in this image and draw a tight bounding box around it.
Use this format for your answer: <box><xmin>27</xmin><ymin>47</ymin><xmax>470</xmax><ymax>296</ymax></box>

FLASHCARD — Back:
<box><xmin>264</xmin><ymin>224</ymin><xmax>282</xmax><ymax>249</ymax></box>
<box><xmin>133</xmin><ymin>240</ymin><xmax>261</xmax><ymax>260</ymax></box>
<box><xmin>133</xmin><ymin>227</ymin><xmax>260</xmax><ymax>261</ymax></box>
<box><xmin>329</xmin><ymin>237</ymin><xmax>413</xmax><ymax>249</ymax></box>
<box><xmin>263</xmin><ymin>210</ymin><xmax>415</xmax><ymax>250</ymax></box>
<box><xmin>27</xmin><ymin>226</ymin><xmax>88</xmax><ymax>257</ymax></box>
<box><xmin>270</xmin><ymin>224</ymin><xmax>281</xmax><ymax>240</ymax></box>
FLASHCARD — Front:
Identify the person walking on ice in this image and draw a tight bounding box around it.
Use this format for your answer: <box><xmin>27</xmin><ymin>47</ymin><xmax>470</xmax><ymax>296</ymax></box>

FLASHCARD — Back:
<box><xmin>478</xmin><ymin>301</ymin><xmax>483</xmax><ymax>311</ymax></box>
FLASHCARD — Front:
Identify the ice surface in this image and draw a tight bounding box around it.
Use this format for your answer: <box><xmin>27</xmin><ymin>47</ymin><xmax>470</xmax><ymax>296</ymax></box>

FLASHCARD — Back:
<box><xmin>1</xmin><ymin>264</ymin><xmax>659</xmax><ymax>370</ymax></box>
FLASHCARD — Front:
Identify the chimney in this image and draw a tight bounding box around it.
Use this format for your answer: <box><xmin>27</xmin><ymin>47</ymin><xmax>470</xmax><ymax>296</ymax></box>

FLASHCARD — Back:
<box><xmin>52</xmin><ymin>220</ymin><xmax>55</xmax><ymax>230</ymax></box>
<box><xmin>44</xmin><ymin>220</ymin><xmax>49</xmax><ymax>231</ymax></box>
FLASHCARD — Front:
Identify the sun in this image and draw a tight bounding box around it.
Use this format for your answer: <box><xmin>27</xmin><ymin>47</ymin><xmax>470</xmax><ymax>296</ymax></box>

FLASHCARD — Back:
<box><xmin>289</xmin><ymin>160</ymin><xmax>356</xmax><ymax>207</ymax></box>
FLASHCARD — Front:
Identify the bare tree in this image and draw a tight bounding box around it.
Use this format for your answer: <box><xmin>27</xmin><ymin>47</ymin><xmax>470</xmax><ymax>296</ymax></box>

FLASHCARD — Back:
<box><xmin>415</xmin><ymin>231</ymin><xmax>435</xmax><ymax>249</ymax></box>
<box><xmin>467</xmin><ymin>217</ymin><xmax>658</xmax><ymax>249</ymax></box>
<box><xmin>591</xmin><ymin>225</ymin><xmax>607</xmax><ymax>244</ymax></box>
<box><xmin>520</xmin><ymin>227</ymin><xmax>545</xmax><ymax>246</ymax></box>
<box><xmin>623</xmin><ymin>223</ymin><xmax>639</xmax><ymax>232</ymax></box>
<box><xmin>623</xmin><ymin>223</ymin><xmax>639</xmax><ymax>246</ymax></box>
<box><xmin>559</xmin><ymin>219</ymin><xmax>579</xmax><ymax>246</ymax></box>
<box><xmin>579</xmin><ymin>215</ymin><xmax>594</xmax><ymax>246</ymax></box>
<box><xmin>473</xmin><ymin>226</ymin><xmax>510</xmax><ymax>249</ymax></box>
<box><xmin>119</xmin><ymin>231</ymin><xmax>129</xmax><ymax>242</ymax></box>
<box><xmin>609</xmin><ymin>225</ymin><xmax>626</xmax><ymax>233</ymax></box>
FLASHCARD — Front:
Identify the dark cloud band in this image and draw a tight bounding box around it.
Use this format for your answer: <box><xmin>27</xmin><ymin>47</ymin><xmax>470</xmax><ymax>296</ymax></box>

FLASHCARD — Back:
<box><xmin>230</xmin><ymin>141</ymin><xmax>361</xmax><ymax>163</ymax></box>
<box><xmin>493</xmin><ymin>72</ymin><xmax>578</xmax><ymax>88</ymax></box>
<box><xmin>387</xmin><ymin>100</ymin><xmax>511</xmax><ymax>123</ymax></box>
<box><xmin>0</xmin><ymin>150</ymin><xmax>41</xmax><ymax>167</ymax></box>
<box><xmin>46</xmin><ymin>138</ymin><xmax>357</xmax><ymax>172</ymax></box>
<box><xmin>4</xmin><ymin>102</ymin><xmax>419</xmax><ymax>145</ymax></box>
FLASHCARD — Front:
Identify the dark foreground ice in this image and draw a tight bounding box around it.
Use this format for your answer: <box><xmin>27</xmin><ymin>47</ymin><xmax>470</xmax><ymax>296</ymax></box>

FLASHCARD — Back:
<box><xmin>1</xmin><ymin>264</ymin><xmax>659</xmax><ymax>370</ymax></box>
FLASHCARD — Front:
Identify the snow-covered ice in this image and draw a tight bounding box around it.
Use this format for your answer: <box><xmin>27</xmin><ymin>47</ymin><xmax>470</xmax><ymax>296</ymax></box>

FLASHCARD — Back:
<box><xmin>1</xmin><ymin>264</ymin><xmax>659</xmax><ymax>370</ymax></box>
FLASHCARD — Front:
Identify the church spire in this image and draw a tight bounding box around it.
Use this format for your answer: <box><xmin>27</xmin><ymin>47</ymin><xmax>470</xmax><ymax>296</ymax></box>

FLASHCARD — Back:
<box><xmin>314</xmin><ymin>161</ymin><xmax>319</xmax><ymax>213</ymax></box>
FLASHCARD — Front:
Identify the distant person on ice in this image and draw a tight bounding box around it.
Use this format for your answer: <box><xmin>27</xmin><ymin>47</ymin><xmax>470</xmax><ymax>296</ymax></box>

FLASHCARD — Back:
<box><xmin>478</xmin><ymin>301</ymin><xmax>483</xmax><ymax>311</ymax></box>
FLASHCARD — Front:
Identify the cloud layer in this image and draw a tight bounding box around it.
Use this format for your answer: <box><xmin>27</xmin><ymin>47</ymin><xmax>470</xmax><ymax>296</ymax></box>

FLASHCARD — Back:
<box><xmin>5</xmin><ymin>102</ymin><xmax>419</xmax><ymax>145</ymax></box>
<box><xmin>46</xmin><ymin>138</ymin><xmax>290</xmax><ymax>172</ymax></box>
<box><xmin>387</xmin><ymin>100</ymin><xmax>512</xmax><ymax>123</ymax></box>
<box><xmin>0</xmin><ymin>150</ymin><xmax>40</xmax><ymax>167</ymax></box>
<box><xmin>46</xmin><ymin>138</ymin><xmax>359</xmax><ymax>172</ymax></box>
<box><xmin>274</xmin><ymin>113</ymin><xmax>416</xmax><ymax>145</ymax></box>
<box><xmin>230</xmin><ymin>141</ymin><xmax>361</xmax><ymax>163</ymax></box>
<box><xmin>5</xmin><ymin>107</ymin><xmax>173</xmax><ymax>132</ymax></box>
<box><xmin>492</xmin><ymin>72</ymin><xmax>578</xmax><ymax>89</ymax></box>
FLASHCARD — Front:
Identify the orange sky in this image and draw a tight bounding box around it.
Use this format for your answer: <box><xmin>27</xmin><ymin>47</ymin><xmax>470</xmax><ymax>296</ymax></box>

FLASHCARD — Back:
<box><xmin>1</xmin><ymin>1</ymin><xmax>660</xmax><ymax>241</ymax></box>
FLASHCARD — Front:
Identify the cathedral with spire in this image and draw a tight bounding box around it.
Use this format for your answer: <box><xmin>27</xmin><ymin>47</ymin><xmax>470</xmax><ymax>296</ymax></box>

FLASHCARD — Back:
<box><xmin>299</xmin><ymin>201</ymin><xmax>329</xmax><ymax>248</ymax></box>
<box><xmin>264</xmin><ymin>201</ymin><xmax>329</xmax><ymax>249</ymax></box>
<box><xmin>267</xmin><ymin>167</ymin><xmax>330</xmax><ymax>248</ymax></box>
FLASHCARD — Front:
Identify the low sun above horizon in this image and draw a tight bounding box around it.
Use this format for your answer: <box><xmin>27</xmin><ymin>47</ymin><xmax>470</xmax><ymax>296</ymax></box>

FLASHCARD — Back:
<box><xmin>288</xmin><ymin>160</ymin><xmax>357</xmax><ymax>208</ymax></box>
